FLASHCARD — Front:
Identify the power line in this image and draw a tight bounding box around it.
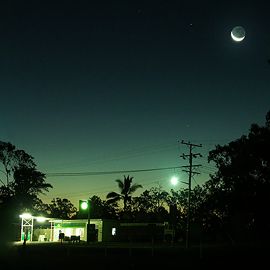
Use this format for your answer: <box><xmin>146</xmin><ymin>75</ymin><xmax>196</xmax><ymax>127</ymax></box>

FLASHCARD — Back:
<box><xmin>192</xmin><ymin>175</ymin><xmax>199</xmax><ymax>186</ymax></box>
<box><xmin>46</xmin><ymin>142</ymin><xmax>178</xmax><ymax>170</ymax></box>
<box><xmin>45</xmin><ymin>166</ymin><xmax>182</xmax><ymax>177</ymax></box>
<box><xmin>200</xmin><ymin>165</ymin><xmax>217</xmax><ymax>171</ymax></box>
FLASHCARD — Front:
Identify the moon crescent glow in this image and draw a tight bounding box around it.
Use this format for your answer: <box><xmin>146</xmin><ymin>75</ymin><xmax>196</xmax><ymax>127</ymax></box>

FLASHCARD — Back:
<box><xmin>231</xmin><ymin>31</ymin><xmax>245</xmax><ymax>42</ymax></box>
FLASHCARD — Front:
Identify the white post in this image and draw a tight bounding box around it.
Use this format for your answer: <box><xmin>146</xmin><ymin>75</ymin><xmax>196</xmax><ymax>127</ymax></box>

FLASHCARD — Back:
<box><xmin>21</xmin><ymin>217</ymin><xmax>24</xmax><ymax>242</ymax></box>
<box><xmin>50</xmin><ymin>221</ymin><xmax>53</xmax><ymax>242</ymax></box>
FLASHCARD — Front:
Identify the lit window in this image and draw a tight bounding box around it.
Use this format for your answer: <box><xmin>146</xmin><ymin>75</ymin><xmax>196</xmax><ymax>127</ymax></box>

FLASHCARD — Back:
<box><xmin>65</xmin><ymin>228</ymin><xmax>72</xmax><ymax>237</ymax></box>
<box><xmin>112</xmin><ymin>228</ymin><xmax>116</xmax><ymax>236</ymax></box>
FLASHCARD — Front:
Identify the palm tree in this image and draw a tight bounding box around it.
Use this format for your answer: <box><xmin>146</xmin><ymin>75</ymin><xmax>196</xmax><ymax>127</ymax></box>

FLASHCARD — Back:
<box><xmin>106</xmin><ymin>175</ymin><xmax>142</xmax><ymax>212</ymax></box>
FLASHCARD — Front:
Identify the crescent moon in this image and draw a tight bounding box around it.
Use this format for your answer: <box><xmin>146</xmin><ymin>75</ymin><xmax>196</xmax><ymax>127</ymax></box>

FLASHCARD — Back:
<box><xmin>231</xmin><ymin>31</ymin><xmax>245</xmax><ymax>42</ymax></box>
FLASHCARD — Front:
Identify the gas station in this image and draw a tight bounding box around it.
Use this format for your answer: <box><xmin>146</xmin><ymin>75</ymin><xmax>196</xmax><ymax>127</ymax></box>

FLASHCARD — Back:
<box><xmin>19</xmin><ymin>213</ymin><xmax>118</xmax><ymax>243</ymax></box>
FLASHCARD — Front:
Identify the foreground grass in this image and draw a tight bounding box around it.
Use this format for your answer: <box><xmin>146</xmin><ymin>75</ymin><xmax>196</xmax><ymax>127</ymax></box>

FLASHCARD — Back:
<box><xmin>1</xmin><ymin>241</ymin><xmax>268</xmax><ymax>270</ymax></box>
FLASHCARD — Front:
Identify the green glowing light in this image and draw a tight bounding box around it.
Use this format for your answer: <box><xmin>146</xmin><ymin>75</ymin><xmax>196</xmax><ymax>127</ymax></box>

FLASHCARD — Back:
<box><xmin>80</xmin><ymin>200</ymin><xmax>89</xmax><ymax>210</ymax></box>
<box><xmin>170</xmin><ymin>176</ymin><xmax>179</xmax><ymax>186</ymax></box>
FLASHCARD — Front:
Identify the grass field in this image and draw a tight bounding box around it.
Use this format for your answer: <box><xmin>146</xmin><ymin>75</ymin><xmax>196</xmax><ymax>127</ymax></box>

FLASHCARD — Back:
<box><xmin>1</xmin><ymin>241</ymin><xmax>268</xmax><ymax>270</ymax></box>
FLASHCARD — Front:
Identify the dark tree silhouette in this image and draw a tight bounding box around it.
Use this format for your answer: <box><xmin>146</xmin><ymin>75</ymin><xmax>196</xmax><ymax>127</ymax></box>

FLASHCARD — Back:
<box><xmin>132</xmin><ymin>187</ymin><xmax>169</xmax><ymax>222</ymax></box>
<box><xmin>11</xmin><ymin>166</ymin><xmax>52</xmax><ymax>210</ymax></box>
<box><xmin>0</xmin><ymin>141</ymin><xmax>52</xmax><ymax>212</ymax></box>
<box><xmin>206</xmin><ymin>110</ymin><xmax>270</xmax><ymax>241</ymax></box>
<box><xmin>83</xmin><ymin>195</ymin><xmax>118</xmax><ymax>219</ymax></box>
<box><xmin>0</xmin><ymin>142</ymin><xmax>15</xmax><ymax>185</ymax></box>
<box><xmin>0</xmin><ymin>142</ymin><xmax>35</xmax><ymax>186</ymax></box>
<box><xmin>0</xmin><ymin>142</ymin><xmax>52</xmax><ymax>249</ymax></box>
<box><xmin>48</xmin><ymin>198</ymin><xmax>77</xmax><ymax>219</ymax></box>
<box><xmin>106</xmin><ymin>175</ymin><xmax>142</xmax><ymax>212</ymax></box>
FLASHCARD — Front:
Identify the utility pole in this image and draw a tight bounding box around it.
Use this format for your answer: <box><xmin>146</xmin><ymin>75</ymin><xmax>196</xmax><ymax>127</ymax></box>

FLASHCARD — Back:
<box><xmin>180</xmin><ymin>140</ymin><xmax>202</xmax><ymax>249</ymax></box>
<box><xmin>87</xmin><ymin>199</ymin><xmax>91</xmax><ymax>243</ymax></box>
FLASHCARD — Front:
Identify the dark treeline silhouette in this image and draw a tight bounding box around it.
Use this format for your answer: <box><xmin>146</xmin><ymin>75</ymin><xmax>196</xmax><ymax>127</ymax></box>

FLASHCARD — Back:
<box><xmin>204</xmin><ymin>110</ymin><xmax>270</xmax><ymax>242</ymax></box>
<box><xmin>0</xmin><ymin>142</ymin><xmax>52</xmax><ymax>251</ymax></box>
<box><xmin>1</xmin><ymin>110</ymin><xmax>270</xmax><ymax>247</ymax></box>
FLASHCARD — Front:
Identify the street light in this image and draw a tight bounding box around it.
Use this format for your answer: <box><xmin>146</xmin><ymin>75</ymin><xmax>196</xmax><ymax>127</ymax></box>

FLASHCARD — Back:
<box><xmin>170</xmin><ymin>176</ymin><xmax>179</xmax><ymax>186</ymax></box>
<box><xmin>170</xmin><ymin>176</ymin><xmax>188</xmax><ymax>186</ymax></box>
<box><xmin>79</xmin><ymin>199</ymin><xmax>91</xmax><ymax>242</ymax></box>
<box><xmin>170</xmin><ymin>176</ymin><xmax>190</xmax><ymax>248</ymax></box>
<box><xmin>80</xmin><ymin>201</ymin><xmax>88</xmax><ymax>210</ymax></box>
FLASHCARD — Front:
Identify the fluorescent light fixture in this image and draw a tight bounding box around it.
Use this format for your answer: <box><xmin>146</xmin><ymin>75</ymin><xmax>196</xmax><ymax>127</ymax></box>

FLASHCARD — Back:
<box><xmin>36</xmin><ymin>217</ymin><xmax>46</xmax><ymax>222</ymax></box>
<box><xmin>19</xmin><ymin>213</ymin><xmax>32</xmax><ymax>219</ymax></box>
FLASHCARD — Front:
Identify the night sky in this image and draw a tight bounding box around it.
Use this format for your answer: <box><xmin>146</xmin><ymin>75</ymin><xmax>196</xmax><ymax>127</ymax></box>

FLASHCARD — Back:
<box><xmin>1</xmin><ymin>1</ymin><xmax>269</xmax><ymax>206</ymax></box>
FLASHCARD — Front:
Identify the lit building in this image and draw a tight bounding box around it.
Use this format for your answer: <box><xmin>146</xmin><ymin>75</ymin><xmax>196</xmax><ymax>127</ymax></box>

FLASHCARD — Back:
<box><xmin>19</xmin><ymin>214</ymin><xmax>119</xmax><ymax>243</ymax></box>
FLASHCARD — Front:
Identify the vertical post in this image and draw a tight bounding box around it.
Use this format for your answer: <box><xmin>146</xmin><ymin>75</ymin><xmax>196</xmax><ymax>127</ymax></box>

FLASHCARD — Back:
<box><xmin>21</xmin><ymin>217</ymin><xmax>24</xmax><ymax>242</ymax></box>
<box><xmin>87</xmin><ymin>199</ymin><xmax>90</xmax><ymax>243</ymax></box>
<box><xmin>180</xmin><ymin>140</ymin><xmax>202</xmax><ymax>249</ymax></box>
<box><xmin>50</xmin><ymin>221</ymin><xmax>54</xmax><ymax>242</ymax></box>
<box><xmin>30</xmin><ymin>218</ymin><xmax>33</xmax><ymax>241</ymax></box>
<box><xmin>186</xmin><ymin>144</ymin><xmax>192</xmax><ymax>249</ymax></box>
<box><xmin>87</xmin><ymin>199</ymin><xmax>90</xmax><ymax>225</ymax></box>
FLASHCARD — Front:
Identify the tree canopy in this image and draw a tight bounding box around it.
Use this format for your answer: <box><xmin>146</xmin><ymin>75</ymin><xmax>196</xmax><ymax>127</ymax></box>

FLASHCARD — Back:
<box><xmin>79</xmin><ymin>195</ymin><xmax>118</xmax><ymax>219</ymax></box>
<box><xmin>47</xmin><ymin>198</ymin><xmax>77</xmax><ymax>219</ymax></box>
<box><xmin>0</xmin><ymin>141</ymin><xmax>52</xmax><ymax>213</ymax></box>
<box><xmin>205</xmin><ymin>111</ymin><xmax>270</xmax><ymax>241</ymax></box>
